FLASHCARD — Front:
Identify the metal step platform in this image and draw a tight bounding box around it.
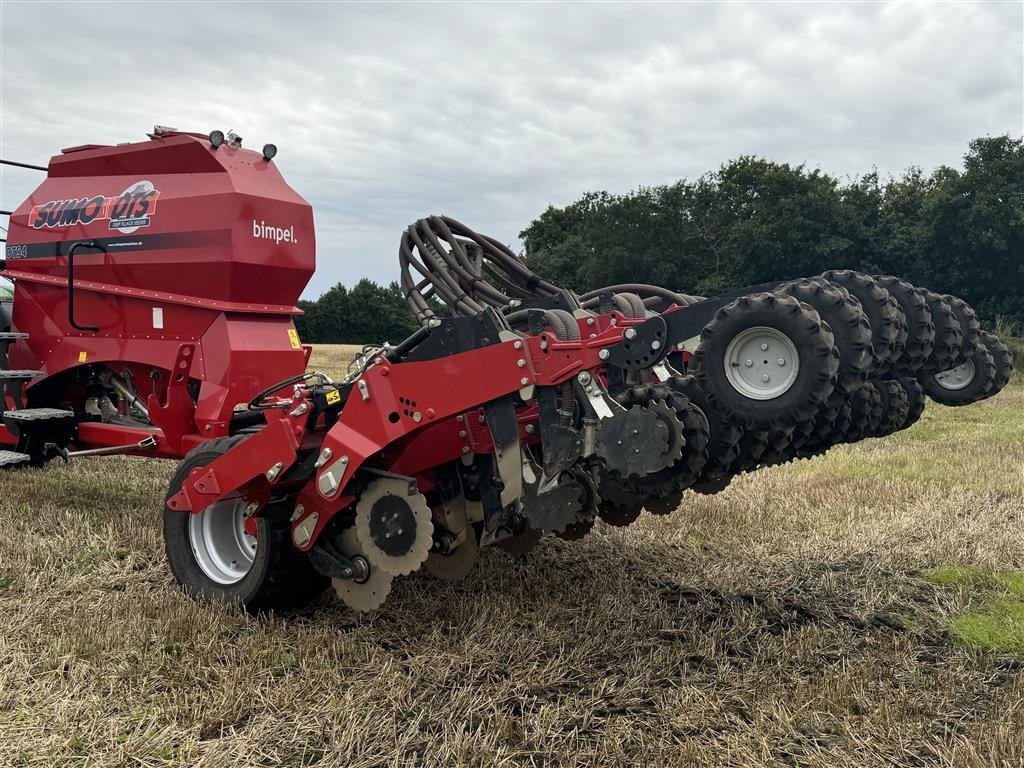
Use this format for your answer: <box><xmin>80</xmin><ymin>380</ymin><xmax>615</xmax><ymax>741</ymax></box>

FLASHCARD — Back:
<box><xmin>0</xmin><ymin>370</ymin><xmax>42</xmax><ymax>382</ymax></box>
<box><xmin>0</xmin><ymin>450</ymin><xmax>32</xmax><ymax>469</ymax></box>
<box><xmin>3</xmin><ymin>408</ymin><xmax>76</xmax><ymax>424</ymax></box>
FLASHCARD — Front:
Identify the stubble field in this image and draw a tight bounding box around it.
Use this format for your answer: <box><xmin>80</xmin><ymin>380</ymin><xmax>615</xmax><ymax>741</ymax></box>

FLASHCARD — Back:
<box><xmin>0</xmin><ymin>345</ymin><xmax>1021</xmax><ymax>767</ymax></box>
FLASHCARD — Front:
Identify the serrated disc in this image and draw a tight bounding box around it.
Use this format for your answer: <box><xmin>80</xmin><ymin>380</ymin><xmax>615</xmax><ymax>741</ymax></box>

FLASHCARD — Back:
<box><xmin>355</xmin><ymin>477</ymin><xmax>434</xmax><ymax>576</ymax></box>
<box><xmin>332</xmin><ymin>528</ymin><xmax>393</xmax><ymax>611</ymax></box>
<box><xmin>424</xmin><ymin>495</ymin><xmax>479</xmax><ymax>583</ymax></box>
<box><xmin>521</xmin><ymin>475</ymin><xmax>584</xmax><ymax>534</ymax></box>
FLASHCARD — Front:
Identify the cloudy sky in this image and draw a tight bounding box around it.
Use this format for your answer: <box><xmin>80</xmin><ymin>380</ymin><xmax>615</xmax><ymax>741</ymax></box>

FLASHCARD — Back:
<box><xmin>1</xmin><ymin>1</ymin><xmax>1021</xmax><ymax>298</ymax></box>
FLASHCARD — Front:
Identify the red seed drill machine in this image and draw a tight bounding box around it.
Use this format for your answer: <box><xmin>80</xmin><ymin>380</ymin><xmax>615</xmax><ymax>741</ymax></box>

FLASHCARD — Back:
<box><xmin>0</xmin><ymin>128</ymin><xmax>1013</xmax><ymax>610</ymax></box>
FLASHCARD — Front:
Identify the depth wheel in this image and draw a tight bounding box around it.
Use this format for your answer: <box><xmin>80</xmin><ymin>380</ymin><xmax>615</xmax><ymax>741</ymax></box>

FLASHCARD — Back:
<box><xmin>820</xmin><ymin>270</ymin><xmax>903</xmax><ymax>370</ymax></box>
<box><xmin>695</xmin><ymin>292</ymin><xmax>838</xmax><ymax>431</ymax></box>
<box><xmin>919</xmin><ymin>290</ymin><xmax>963</xmax><ymax>371</ymax></box>
<box><xmin>980</xmin><ymin>330</ymin><xmax>1014</xmax><ymax>399</ymax></box>
<box><xmin>922</xmin><ymin>340</ymin><xmax>996</xmax><ymax>406</ymax></box>
<box><xmin>163</xmin><ymin>436</ymin><xmax>328</xmax><ymax>612</ymax></box>
<box><xmin>877</xmin><ymin>276</ymin><xmax>934</xmax><ymax>372</ymax></box>
<box><xmin>776</xmin><ymin>277</ymin><xmax>873</xmax><ymax>395</ymax></box>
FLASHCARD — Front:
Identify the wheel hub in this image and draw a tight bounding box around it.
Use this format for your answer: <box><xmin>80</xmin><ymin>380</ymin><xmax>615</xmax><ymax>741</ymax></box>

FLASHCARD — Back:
<box><xmin>933</xmin><ymin>359</ymin><xmax>975</xmax><ymax>391</ymax></box>
<box><xmin>188</xmin><ymin>499</ymin><xmax>257</xmax><ymax>585</ymax></box>
<box><xmin>724</xmin><ymin>326</ymin><xmax>800</xmax><ymax>400</ymax></box>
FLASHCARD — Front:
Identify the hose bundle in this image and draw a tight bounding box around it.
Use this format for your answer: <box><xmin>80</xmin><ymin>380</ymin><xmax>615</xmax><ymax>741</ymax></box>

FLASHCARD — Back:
<box><xmin>399</xmin><ymin>216</ymin><xmax>696</xmax><ymax>326</ymax></box>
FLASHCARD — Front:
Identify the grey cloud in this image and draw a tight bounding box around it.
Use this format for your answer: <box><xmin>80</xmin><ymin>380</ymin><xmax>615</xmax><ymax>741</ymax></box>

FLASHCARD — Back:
<box><xmin>1</xmin><ymin>1</ymin><xmax>1020</xmax><ymax>297</ymax></box>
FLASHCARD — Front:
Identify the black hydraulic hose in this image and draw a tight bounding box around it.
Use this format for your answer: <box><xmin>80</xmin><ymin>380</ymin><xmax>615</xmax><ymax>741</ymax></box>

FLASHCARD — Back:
<box><xmin>0</xmin><ymin>159</ymin><xmax>47</xmax><ymax>172</ymax></box>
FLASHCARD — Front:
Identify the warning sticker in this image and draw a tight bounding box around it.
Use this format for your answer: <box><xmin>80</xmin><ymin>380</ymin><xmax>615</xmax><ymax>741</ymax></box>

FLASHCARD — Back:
<box><xmin>287</xmin><ymin>329</ymin><xmax>301</xmax><ymax>349</ymax></box>
<box><xmin>326</xmin><ymin>389</ymin><xmax>341</xmax><ymax>405</ymax></box>
<box><xmin>78</xmin><ymin>351</ymin><xmax>88</xmax><ymax>363</ymax></box>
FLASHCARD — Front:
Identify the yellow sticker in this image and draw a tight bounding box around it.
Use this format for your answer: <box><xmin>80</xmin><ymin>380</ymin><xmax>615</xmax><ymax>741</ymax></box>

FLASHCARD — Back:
<box><xmin>78</xmin><ymin>351</ymin><xmax>88</xmax><ymax>363</ymax></box>
<box><xmin>287</xmin><ymin>328</ymin><xmax>301</xmax><ymax>349</ymax></box>
<box><xmin>326</xmin><ymin>389</ymin><xmax>341</xmax><ymax>405</ymax></box>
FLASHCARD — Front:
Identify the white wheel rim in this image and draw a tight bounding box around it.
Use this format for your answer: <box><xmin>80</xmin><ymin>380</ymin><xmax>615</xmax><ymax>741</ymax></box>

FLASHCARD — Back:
<box><xmin>724</xmin><ymin>326</ymin><xmax>800</xmax><ymax>400</ymax></box>
<box><xmin>188</xmin><ymin>499</ymin><xmax>257</xmax><ymax>585</ymax></box>
<box><xmin>933</xmin><ymin>359</ymin><xmax>975</xmax><ymax>391</ymax></box>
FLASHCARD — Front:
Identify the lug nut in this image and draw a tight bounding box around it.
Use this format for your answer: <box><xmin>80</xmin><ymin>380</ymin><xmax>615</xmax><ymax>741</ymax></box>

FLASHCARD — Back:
<box><xmin>778</xmin><ymin>358</ymin><xmax>786</xmax><ymax>366</ymax></box>
<box><xmin>745</xmin><ymin>359</ymin><xmax>753</xmax><ymax>367</ymax></box>
<box><xmin>599</xmin><ymin>349</ymin><xmax>610</xmax><ymax>360</ymax></box>
<box><xmin>762</xmin><ymin>374</ymin><xmax>771</xmax><ymax>383</ymax></box>
<box><xmin>624</xmin><ymin>328</ymin><xmax>637</xmax><ymax>340</ymax></box>
<box><xmin>760</xmin><ymin>342</ymin><xmax>769</xmax><ymax>351</ymax></box>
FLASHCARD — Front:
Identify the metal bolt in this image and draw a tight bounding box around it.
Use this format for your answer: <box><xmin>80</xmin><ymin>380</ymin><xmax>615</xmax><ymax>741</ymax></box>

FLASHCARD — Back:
<box><xmin>578</xmin><ymin>371</ymin><xmax>592</xmax><ymax>384</ymax></box>
<box><xmin>462</xmin><ymin>446</ymin><xmax>470</xmax><ymax>454</ymax></box>
<box><xmin>760</xmin><ymin>342</ymin><xmax>769</xmax><ymax>351</ymax></box>
<box><xmin>458</xmin><ymin>430</ymin><xmax>467</xmax><ymax>438</ymax></box>
<box><xmin>479</xmin><ymin>415</ymin><xmax>486</xmax><ymax>424</ymax></box>
<box><xmin>520</xmin><ymin>377</ymin><xmax>529</xmax><ymax>386</ymax></box>
<box><xmin>624</xmin><ymin>328</ymin><xmax>637</xmax><ymax>340</ymax></box>
<box><xmin>762</xmin><ymin>374</ymin><xmax>771</xmax><ymax>383</ymax></box>
<box><xmin>778</xmin><ymin>358</ymin><xmax>786</xmax><ymax>366</ymax></box>
<box><xmin>586</xmin><ymin>317</ymin><xmax>595</xmax><ymax>326</ymax></box>
<box><xmin>517</xmin><ymin>359</ymin><xmax>526</xmax><ymax>368</ymax></box>
<box><xmin>745</xmin><ymin>359</ymin><xmax>753</xmax><ymax>367</ymax></box>
<box><xmin>599</xmin><ymin>349</ymin><xmax>610</xmax><ymax>360</ymax></box>
<box><xmin>412</xmin><ymin>412</ymin><xmax>422</xmax><ymax>423</ymax></box>
<box><xmin>513</xmin><ymin>340</ymin><xmax>523</xmax><ymax>350</ymax></box>
<box><xmin>525</xmin><ymin>424</ymin><xmax>535</xmax><ymax>434</ymax></box>
<box><xmin>651</xmin><ymin>340</ymin><xmax>661</xmax><ymax>350</ymax></box>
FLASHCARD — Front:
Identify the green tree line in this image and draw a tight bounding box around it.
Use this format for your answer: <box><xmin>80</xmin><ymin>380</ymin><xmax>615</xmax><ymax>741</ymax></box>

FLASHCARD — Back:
<box><xmin>295</xmin><ymin>135</ymin><xmax>1021</xmax><ymax>342</ymax></box>
<box><xmin>522</xmin><ymin>135</ymin><xmax>1023</xmax><ymax>326</ymax></box>
<box><xmin>293</xmin><ymin>279</ymin><xmax>420</xmax><ymax>344</ymax></box>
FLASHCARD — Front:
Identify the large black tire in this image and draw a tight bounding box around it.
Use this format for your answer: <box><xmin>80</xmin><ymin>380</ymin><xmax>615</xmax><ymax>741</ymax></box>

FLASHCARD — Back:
<box><xmin>615</xmin><ymin>382</ymin><xmax>710</xmax><ymax>500</ymax></box>
<box><xmin>663</xmin><ymin>375</ymin><xmax>742</xmax><ymax>482</ymax></box>
<box><xmin>922</xmin><ymin>339</ymin><xmax>996</xmax><ymax>406</ymax></box>
<box><xmin>821</xmin><ymin>270</ymin><xmax>903</xmax><ymax>370</ymax></box>
<box><xmin>695</xmin><ymin>292</ymin><xmax>839</xmax><ymax>431</ymax></box>
<box><xmin>844</xmin><ymin>381</ymin><xmax>882</xmax><ymax>443</ymax></box>
<box><xmin>877</xmin><ymin>276</ymin><xmax>934</xmax><ymax>371</ymax></box>
<box><xmin>943</xmin><ymin>295</ymin><xmax>981</xmax><ymax>362</ymax></box>
<box><xmin>164</xmin><ymin>436</ymin><xmax>329</xmax><ymax>612</ymax></box>
<box><xmin>897</xmin><ymin>376</ymin><xmax>926</xmax><ymax>431</ymax></box>
<box><xmin>871</xmin><ymin>378</ymin><xmax>910</xmax><ymax>436</ymax></box>
<box><xmin>980</xmin><ymin>330</ymin><xmax>1015</xmax><ymax>398</ymax></box>
<box><xmin>919</xmin><ymin>290</ymin><xmax>963</xmax><ymax>372</ymax></box>
<box><xmin>728</xmin><ymin>428</ymin><xmax>771</xmax><ymax>475</ymax></box>
<box><xmin>776</xmin><ymin>278</ymin><xmax>873</xmax><ymax>395</ymax></box>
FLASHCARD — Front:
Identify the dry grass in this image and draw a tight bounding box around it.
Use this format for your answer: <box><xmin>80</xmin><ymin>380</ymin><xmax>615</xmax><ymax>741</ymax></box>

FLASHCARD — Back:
<box><xmin>0</xmin><ymin>354</ymin><xmax>1022</xmax><ymax>766</ymax></box>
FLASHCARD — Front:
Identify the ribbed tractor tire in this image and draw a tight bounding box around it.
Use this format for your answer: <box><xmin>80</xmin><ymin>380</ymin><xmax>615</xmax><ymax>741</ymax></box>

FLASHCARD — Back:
<box><xmin>942</xmin><ymin>295</ymin><xmax>981</xmax><ymax>362</ymax></box>
<box><xmin>163</xmin><ymin>436</ymin><xmax>329</xmax><ymax>613</ymax></box>
<box><xmin>805</xmin><ymin>399</ymin><xmax>843</xmax><ymax>447</ymax></box>
<box><xmin>695</xmin><ymin>292</ymin><xmax>839</xmax><ymax>431</ymax></box>
<box><xmin>820</xmin><ymin>270</ymin><xmax>903</xmax><ymax>370</ymax></box>
<box><xmin>980</xmin><ymin>330</ymin><xmax>1015</xmax><ymax>398</ymax></box>
<box><xmin>728</xmin><ymin>428</ymin><xmax>771</xmax><ymax>475</ymax></box>
<box><xmin>844</xmin><ymin>381</ymin><xmax>882</xmax><ymax>443</ymax></box>
<box><xmin>775</xmin><ymin>277</ymin><xmax>873</xmax><ymax>395</ymax></box>
<box><xmin>897</xmin><ymin>376</ymin><xmax>926</xmax><ymax>431</ymax></box>
<box><xmin>871</xmin><ymin>378</ymin><xmax>910</xmax><ymax>437</ymax></box>
<box><xmin>877</xmin><ymin>276</ymin><xmax>934</xmax><ymax>372</ymax></box>
<box><xmin>615</xmin><ymin>382</ymin><xmax>710</xmax><ymax>501</ymax></box>
<box><xmin>919</xmin><ymin>290</ymin><xmax>963</xmax><ymax>372</ymax></box>
<box><xmin>662</xmin><ymin>375</ymin><xmax>742</xmax><ymax>482</ymax></box>
<box><xmin>796</xmin><ymin>398</ymin><xmax>851</xmax><ymax>459</ymax></box>
<box><xmin>921</xmin><ymin>339</ymin><xmax>996</xmax><ymax>406</ymax></box>
<box><xmin>758</xmin><ymin>426</ymin><xmax>799</xmax><ymax>468</ymax></box>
